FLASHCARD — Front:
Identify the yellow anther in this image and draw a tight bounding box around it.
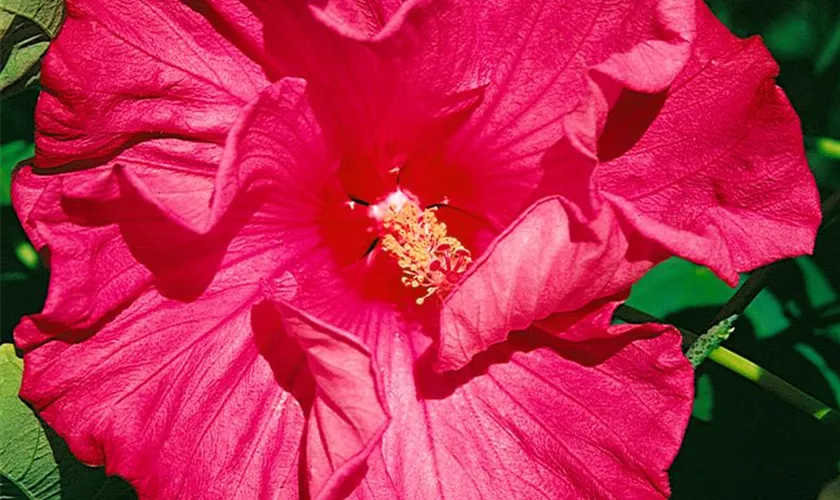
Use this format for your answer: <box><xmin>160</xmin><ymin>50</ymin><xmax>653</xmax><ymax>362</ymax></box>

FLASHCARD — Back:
<box><xmin>380</xmin><ymin>202</ymin><xmax>472</xmax><ymax>305</ymax></box>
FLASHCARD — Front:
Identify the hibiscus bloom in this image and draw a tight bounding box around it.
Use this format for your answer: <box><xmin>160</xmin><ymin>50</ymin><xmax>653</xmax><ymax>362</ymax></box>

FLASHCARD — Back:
<box><xmin>13</xmin><ymin>0</ymin><xmax>820</xmax><ymax>499</ymax></box>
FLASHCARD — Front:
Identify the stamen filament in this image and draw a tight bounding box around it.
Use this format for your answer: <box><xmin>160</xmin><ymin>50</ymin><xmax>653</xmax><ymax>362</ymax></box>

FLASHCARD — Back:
<box><xmin>380</xmin><ymin>202</ymin><xmax>472</xmax><ymax>304</ymax></box>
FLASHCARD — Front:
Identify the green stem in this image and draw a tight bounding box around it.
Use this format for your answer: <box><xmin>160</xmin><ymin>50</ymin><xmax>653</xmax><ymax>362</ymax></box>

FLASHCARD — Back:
<box><xmin>707</xmin><ymin>347</ymin><xmax>840</xmax><ymax>428</ymax></box>
<box><xmin>817</xmin><ymin>137</ymin><xmax>840</xmax><ymax>160</ymax></box>
<box><xmin>615</xmin><ymin>305</ymin><xmax>840</xmax><ymax>430</ymax></box>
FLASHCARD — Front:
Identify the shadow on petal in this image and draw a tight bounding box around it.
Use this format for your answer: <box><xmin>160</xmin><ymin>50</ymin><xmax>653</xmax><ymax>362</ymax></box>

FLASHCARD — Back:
<box><xmin>251</xmin><ymin>301</ymin><xmax>315</xmax><ymax>497</ymax></box>
<box><xmin>416</xmin><ymin>321</ymin><xmax>665</xmax><ymax>400</ymax></box>
<box><xmin>58</xmin><ymin>173</ymin><xmax>266</xmax><ymax>303</ymax></box>
<box><xmin>252</xmin><ymin>301</ymin><xmax>316</xmax><ymax>412</ymax></box>
<box><xmin>598</xmin><ymin>89</ymin><xmax>668</xmax><ymax>163</ymax></box>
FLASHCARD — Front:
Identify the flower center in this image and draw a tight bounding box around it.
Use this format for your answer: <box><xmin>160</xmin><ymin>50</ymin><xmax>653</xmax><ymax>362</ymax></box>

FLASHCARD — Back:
<box><xmin>379</xmin><ymin>199</ymin><xmax>472</xmax><ymax>305</ymax></box>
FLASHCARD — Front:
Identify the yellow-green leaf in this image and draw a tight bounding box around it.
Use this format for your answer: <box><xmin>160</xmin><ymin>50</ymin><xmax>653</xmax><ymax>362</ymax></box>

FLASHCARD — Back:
<box><xmin>0</xmin><ymin>0</ymin><xmax>64</xmax><ymax>96</ymax></box>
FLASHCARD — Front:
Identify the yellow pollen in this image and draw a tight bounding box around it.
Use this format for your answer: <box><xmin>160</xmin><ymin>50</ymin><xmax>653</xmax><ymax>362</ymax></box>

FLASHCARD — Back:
<box><xmin>380</xmin><ymin>202</ymin><xmax>472</xmax><ymax>305</ymax></box>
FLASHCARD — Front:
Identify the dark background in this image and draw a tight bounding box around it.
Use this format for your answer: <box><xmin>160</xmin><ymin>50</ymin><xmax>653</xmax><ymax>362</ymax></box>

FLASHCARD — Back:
<box><xmin>1</xmin><ymin>0</ymin><xmax>839</xmax><ymax>498</ymax></box>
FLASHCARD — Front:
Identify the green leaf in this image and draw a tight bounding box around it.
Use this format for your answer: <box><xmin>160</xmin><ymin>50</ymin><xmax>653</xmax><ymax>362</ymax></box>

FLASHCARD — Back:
<box><xmin>626</xmin><ymin>258</ymin><xmax>736</xmax><ymax>317</ymax></box>
<box><xmin>815</xmin><ymin>17</ymin><xmax>840</xmax><ymax>75</ymax></box>
<box><xmin>626</xmin><ymin>257</ymin><xmax>794</xmax><ymax>340</ymax></box>
<box><xmin>0</xmin><ymin>0</ymin><xmax>63</xmax><ymax>37</ymax></box>
<box><xmin>762</xmin><ymin>4</ymin><xmax>819</xmax><ymax>59</ymax></box>
<box><xmin>819</xmin><ymin>473</ymin><xmax>840</xmax><ymax>500</ymax></box>
<box><xmin>795</xmin><ymin>343</ymin><xmax>840</xmax><ymax>408</ymax></box>
<box><xmin>0</xmin><ymin>0</ymin><xmax>64</xmax><ymax>96</ymax></box>
<box><xmin>0</xmin><ymin>139</ymin><xmax>33</xmax><ymax>206</ymax></box>
<box><xmin>0</xmin><ymin>344</ymin><xmax>136</xmax><ymax>500</ymax></box>
<box><xmin>0</xmin><ymin>343</ymin><xmax>60</xmax><ymax>499</ymax></box>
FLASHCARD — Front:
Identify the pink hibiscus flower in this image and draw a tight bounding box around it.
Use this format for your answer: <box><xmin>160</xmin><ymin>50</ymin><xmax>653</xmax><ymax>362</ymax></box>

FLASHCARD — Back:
<box><xmin>13</xmin><ymin>0</ymin><xmax>820</xmax><ymax>499</ymax></box>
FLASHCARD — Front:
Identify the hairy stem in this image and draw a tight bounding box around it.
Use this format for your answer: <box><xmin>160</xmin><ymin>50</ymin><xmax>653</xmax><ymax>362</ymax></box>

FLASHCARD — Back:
<box><xmin>686</xmin><ymin>316</ymin><xmax>736</xmax><ymax>368</ymax></box>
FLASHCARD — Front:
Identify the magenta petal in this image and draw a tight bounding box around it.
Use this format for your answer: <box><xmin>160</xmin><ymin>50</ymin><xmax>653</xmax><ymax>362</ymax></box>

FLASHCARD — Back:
<box><xmin>38</xmin><ymin>0</ymin><xmax>263</xmax><ymax>164</ymax></box>
<box><xmin>307</xmin><ymin>0</ymin><xmax>418</xmax><ymax>40</ymax></box>
<box><xmin>34</xmin><ymin>0</ymin><xmax>268</xmax><ymax>229</ymax></box>
<box><xmin>209</xmin><ymin>77</ymin><xmax>335</xmax><ymax>229</ymax></box>
<box><xmin>423</xmin><ymin>0</ymin><xmax>694</xmax><ymax>229</ymax></box>
<box><xmin>360</xmin><ymin>324</ymin><xmax>692</xmax><ymax>498</ymax></box>
<box><xmin>17</xmin><ymin>283</ymin><xmax>305</xmax><ymax>498</ymax></box>
<box><xmin>588</xmin><ymin>0</ymin><xmax>694</xmax><ymax>95</ymax></box>
<box><xmin>596</xmin><ymin>1</ymin><xmax>821</xmax><ymax>284</ymax></box>
<box><xmin>454</xmin><ymin>0</ymin><xmax>695</xmax><ymax>152</ymax></box>
<box><xmin>14</xmin><ymin>123</ymin><xmax>324</xmax><ymax>499</ymax></box>
<box><xmin>271</xmin><ymin>301</ymin><xmax>390</xmax><ymax>500</ymax></box>
<box><xmin>11</xmin><ymin>166</ymin><xmax>152</xmax><ymax>333</ymax></box>
<box><xmin>534</xmin><ymin>298</ymin><xmax>625</xmax><ymax>343</ymax></box>
<box><xmin>209</xmin><ymin>77</ymin><xmax>378</xmax><ymax>268</ymax></box>
<box><xmin>234</xmin><ymin>1</ymin><xmax>494</xmax><ymax>207</ymax></box>
<box><xmin>438</xmin><ymin>197</ymin><xmax>627</xmax><ymax>371</ymax></box>
<box><xmin>11</xmin><ymin>157</ymin><xmax>287</xmax><ymax>337</ymax></box>
<box><xmin>110</xmin><ymin>141</ymin><xmax>221</xmax><ymax>232</ymax></box>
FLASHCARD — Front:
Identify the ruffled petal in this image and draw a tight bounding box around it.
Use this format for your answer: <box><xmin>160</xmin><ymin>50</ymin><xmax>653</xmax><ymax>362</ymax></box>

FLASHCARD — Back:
<box><xmin>356</xmin><ymin>322</ymin><xmax>692</xmax><ymax>499</ymax></box>
<box><xmin>214</xmin><ymin>76</ymin><xmax>444</xmax><ymax>321</ymax></box>
<box><xmin>269</xmin><ymin>301</ymin><xmax>390</xmax><ymax>500</ymax></box>
<box><xmin>38</xmin><ymin>0</ymin><xmax>265</xmax><ymax>163</ymax></box>
<box><xmin>17</xmin><ymin>261</ymin><xmax>307</xmax><ymax>499</ymax></box>
<box><xmin>12</xmin><ymin>166</ymin><xmax>149</xmax><ymax>334</ymax></box>
<box><xmin>17</xmin><ymin>76</ymin><xmax>387</xmax><ymax>499</ymax></box>
<box><xmin>533</xmin><ymin>298</ymin><xmax>624</xmax><ymax>343</ymax></box>
<box><xmin>211</xmin><ymin>78</ymin><xmax>333</xmax><ymax>223</ymax></box>
<box><xmin>237</xmin><ymin>0</ymin><xmax>490</xmax><ymax>204</ymax></box>
<box><xmin>35</xmin><ymin>0</ymin><xmax>270</xmax><ymax>228</ymax></box>
<box><xmin>10</xmin><ymin>162</ymin><xmax>258</xmax><ymax>335</ymax></box>
<box><xmin>404</xmin><ymin>0</ymin><xmax>695</xmax><ymax>229</ymax></box>
<box><xmin>595</xmin><ymin>1</ymin><xmax>821</xmax><ymax>285</ymax></box>
<box><xmin>11</xmin><ymin>149</ymin><xmax>289</xmax><ymax>338</ymax></box>
<box><xmin>438</xmin><ymin>197</ymin><xmax>628</xmax><ymax>371</ymax></box>
<box><xmin>211</xmin><ymin>77</ymin><xmax>376</xmax><ymax>272</ymax></box>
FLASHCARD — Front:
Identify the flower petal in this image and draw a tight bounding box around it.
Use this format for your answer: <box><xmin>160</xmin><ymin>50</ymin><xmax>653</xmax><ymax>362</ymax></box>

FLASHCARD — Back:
<box><xmin>10</xmin><ymin>163</ymin><xmax>242</xmax><ymax>335</ymax></box>
<box><xmin>533</xmin><ymin>297</ymin><xmax>624</xmax><ymax>343</ymax></box>
<box><xmin>357</xmin><ymin>322</ymin><xmax>692</xmax><ymax>499</ymax></box>
<box><xmin>211</xmin><ymin>77</ymin><xmax>375</xmax><ymax>267</ymax></box>
<box><xmin>35</xmin><ymin>0</ymin><xmax>269</xmax><ymax>228</ymax></box>
<box><xmin>438</xmin><ymin>197</ymin><xmax>628</xmax><ymax>371</ymax></box>
<box><xmin>405</xmin><ymin>0</ymin><xmax>695</xmax><ymax>229</ymax></box>
<box><xmin>210</xmin><ymin>75</ymin><xmax>418</xmax><ymax>341</ymax></box>
<box><xmin>211</xmin><ymin>77</ymin><xmax>332</xmax><ymax>223</ymax></box>
<box><xmin>12</xmin><ymin>166</ymin><xmax>147</xmax><ymax>334</ymax></box>
<box><xmin>595</xmin><ymin>1</ymin><xmax>821</xmax><ymax>285</ymax></box>
<box><xmin>17</xmin><ymin>276</ymin><xmax>307</xmax><ymax>498</ymax></box>
<box><xmin>17</xmin><ymin>96</ymin><xmax>386</xmax><ymax>500</ymax></box>
<box><xmin>307</xmin><ymin>0</ymin><xmax>419</xmax><ymax>40</ymax></box>
<box><xmin>241</xmin><ymin>0</ymin><xmax>490</xmax><ymax>203</ymax></box>
<box><xmin>269</xmin><ymin>300</ymin><xmax>390</xmax><ymax>500</ymax></box>
<box><xmin>13</xmin><ymin>161</ymin><xmax>384</xmax><ymax>496</ymax></box>
<box><xmin>11</xmin><ymin>152</ymin><xmax>288</xmax><ymax>337</ymax></box>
